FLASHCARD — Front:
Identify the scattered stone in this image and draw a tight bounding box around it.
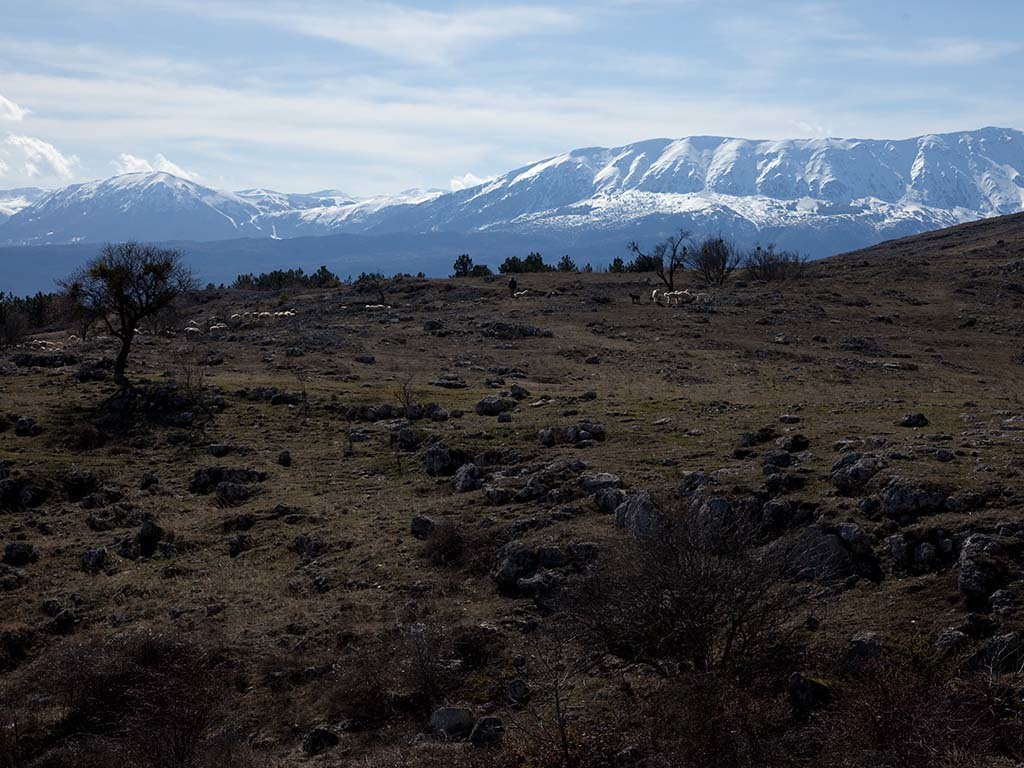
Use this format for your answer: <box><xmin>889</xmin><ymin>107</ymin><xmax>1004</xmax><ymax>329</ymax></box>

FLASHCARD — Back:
<box><xmin>578</xmin><ymin>472</ymin><xmax>622</xmax><ymax>494</ymax></box>
<box><xmin>613</xmin><ymin>491</ymin><xmax>661</xmax><ymax>539</ymax></box>
<box><xmin>469</xmin><ymin>716</ymin><xmax>504</xmax><ymax>747</ymax></box>
<box><xmin>411</xmin><ymin>516</ymin><xmax>436</xmax><ymax>541</ymax></box>
<box><xmin>228</xmin><ymin>534</ymin><xmax>254</xmax><ymax>558</ymax></box>
<box><xmin>80</xmin><ymin>547</ymin><xmax>108</xmax><ymax>573</ymax></box>
<box><xmin>879</xmin><ymin>480</ymin><xmax>948</xmax><ymax>521</ymax></box>
<box><xmin>507</xmin><ymin>678</ymin><xmax>531</xmax><ymax>704</ymax></box>
<box><xmin>847</xmin><ymin>631</ymin><xmax>883</xmax><ymax>666</ymax></box>
<box><xmin>958</xmin><ymin>534</ymin><xmax>1005</xmax><ymax>605</ymax></box>
<box><xmin>14</xmin><ymin>417</ymin><xmax>41</xmax><ymax>437</ymax></box>
<box><xmin>788</xmin><ymin>672</ymin><xmax>832</xmax><ymax>717</ymax></box>
<box><xmin>492</xmin><ymin>543</ymin><xmax>540</xmax><ymax>595</ymax></box>
<box><xmin>592</xmin><ymin>486</ymin><xmax>626</xmax><ymax>513</ymax></box>
<box><xmin>476</xmin><ymin>396</ymin><xmax>516</xmax><ymax>417</ymax></box>
<box><xmin>452</xmin><ymin>463</ymin><xmax>483</xmax><ymax>493</ymax></box>
<box><xmin>897</xmin><ymin>413</ymin><xmax>929</xmax><ymax>428</ymax></box>
<box><xmin>2</xmin><ymin>542</ymin><xmax>38</xmax><ymax>567</ymax></box>
<box><xmin>302</xmin><ymin>725</ymin><xmax>340</xmax><ymax>755</ymax></box>
<box><xmin>934</xmin><ymin>628</ymin><xmax>970</xmax><ymax>654</ymax></box>
<box><xmin>424</xmin><ymin>442</ymin><xmax>467</xmax><ymax>477</ymax></box>
<box><xmin>135</xmin><ymin>520</ymin><xmax>165</xmax><ymax>557</ymax></box>
<box><xmin>430</xmin><ymin>707</ymin><xmax>475</xmax><ymax>741</ymax></box>
<box><xmin>830</xmin><ymin>453</ymin><xmax>886</xmax><ymax>495</ymax></box>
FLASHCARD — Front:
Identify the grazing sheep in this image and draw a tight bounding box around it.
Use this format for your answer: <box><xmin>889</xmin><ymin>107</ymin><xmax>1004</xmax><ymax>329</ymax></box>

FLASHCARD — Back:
<box><xmin>184</xmin><ymin>326</ymin><xmax>203</xmax><ymax>336</ymax></box>
<box><xmin>629</xmin><ymin>292</ymin><xmax>641</xmax><ymax>305</ymax></box>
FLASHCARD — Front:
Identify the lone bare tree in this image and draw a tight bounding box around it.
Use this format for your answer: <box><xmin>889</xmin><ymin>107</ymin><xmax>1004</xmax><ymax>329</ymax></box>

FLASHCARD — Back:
<box><xmin>693</xmin><ymin>236</ymin><xmax>742</xmax><ymax>286</ymax></box>
<box><xmin>63</xmin><ymin>243</ymin><xmax>196</xmax><ymax>386</ymax></box>
<box><xmin>628</xmin><ymin>229</ymin><xmax>691</xmax><ymax>289</ymax></box>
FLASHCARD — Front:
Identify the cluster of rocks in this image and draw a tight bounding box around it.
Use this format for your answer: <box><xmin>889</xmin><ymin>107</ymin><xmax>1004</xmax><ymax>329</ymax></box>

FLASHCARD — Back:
<box><xmin>236</xmin><ymin>386</ymin><xmax>301</xmax><ymax>406</ymax></box>
<box><xmin>330</xmin><ymin>401</ymin><xmax>450</xmax><ymax>423</ymax></box>
<box><xmin>2</xmin><ymin>414</ymin><xmax>42</xmax><ymax>437</ymax></box>
<box><xmin>188</xmin><ymin>466</ymin><xmax>267</xmax><ymax>506</ymax></box>
<box><xmin>491</xmin><ymin>539</ymin><xmax>599</xmax><ymax>599</ymax></box>
<box><xmin>74</xmin><ymin>358</ymin><xmax>114</xmax><ymax>383</ymax></box>
<box><xmin>10</xmin><ymin>351</ymin><xmax>78</xmax><ymax>368</ymax></box>
<box><xmin>484</xmin><ymin>457</ymin><xmax>596</xmax><ymax>506</ymax></box>
<box><xmin>538</xmin><ymin>421</ymin><xmax>606</xmax><ymax>448</ymax></box>
<box><xmin>117</xmin><ymin>520</ymin><xmax>176</xmax><ymax>560</ymax></box>
<box><xmin>0</xmin><ymin>464</ymin><xmax>46</xmax><ymax>509</ymax></box>
<box><xmin>429</xmin><ymin>707</ymin><xmax>504</xmax><ymax>747</ymax></box>
<box><xmin>478</xmin><ymin>321</ymin><xmax>552</xmax><ymax>340</ymax></box>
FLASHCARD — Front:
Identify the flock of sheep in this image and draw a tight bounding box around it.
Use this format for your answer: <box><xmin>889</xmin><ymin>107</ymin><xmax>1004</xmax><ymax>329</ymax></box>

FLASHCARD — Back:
<box><xmin>643</xmin><ymin>288</ymin><xmax>711</xmax><ymax>307</ymax></box>
<box><xmin>183</xmin><ymin>309</ymin><xmax>296</xmax><ymax>336</ymax></box>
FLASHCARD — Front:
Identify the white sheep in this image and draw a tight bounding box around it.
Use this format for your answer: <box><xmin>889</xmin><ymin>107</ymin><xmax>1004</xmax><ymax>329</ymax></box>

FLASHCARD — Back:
<box><xmin>184</xmin><ymin>326</ymin><xmax>203</xmax><ymax>336</ymax></box>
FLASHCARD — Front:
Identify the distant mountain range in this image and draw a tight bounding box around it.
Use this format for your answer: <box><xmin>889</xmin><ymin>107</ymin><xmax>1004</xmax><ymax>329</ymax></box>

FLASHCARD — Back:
<box><xmin>1</xmin><ymin>127</ymin><xmax>1022</xmax><ymax>293</ymax></box>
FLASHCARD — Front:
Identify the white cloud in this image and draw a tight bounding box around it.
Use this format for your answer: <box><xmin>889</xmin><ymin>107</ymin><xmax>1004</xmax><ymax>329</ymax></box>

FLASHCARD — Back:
<box><xmin>163</xmin><ymin>1</ymin><xmax>578</xmax><ymax>66</ymax></box>
<box><xmin>4</xmin><ymin>135</ymin><xmax>78</xmax><ymax>180</ymax></box>
<box><xmin>0</xmin><ymin>94</ymin><xmax>27</xmax><ymax>122</ymax></box>
<box><xmin>847</xmin><ymin>38</ymin><xmax>1023</xmax><ymax>65</ymax></box>
<box><xmin>449</xmin><ymin>172</ymin><xmax>494</xmax><ymax>191</ymax></box>
<box><xmin>112</xmin><ymin>152</ymin><xmax>201</xmax><ymax>181</ymax></box>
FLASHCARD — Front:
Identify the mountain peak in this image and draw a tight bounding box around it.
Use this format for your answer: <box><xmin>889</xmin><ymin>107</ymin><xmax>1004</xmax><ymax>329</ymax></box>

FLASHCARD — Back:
<box><xmin>1</xmin><ymin>127</ymin><xmax>1022</xmax><ymax>257</ymax></box>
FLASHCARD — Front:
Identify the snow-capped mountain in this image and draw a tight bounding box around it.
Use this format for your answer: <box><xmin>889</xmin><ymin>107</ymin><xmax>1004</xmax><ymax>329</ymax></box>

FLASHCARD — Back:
<box><xmin>0</xmin><ymin>187</ymin><xmax>48</xmax><ymax>220</ymax></box>
<box><xmin>1</xmin><ymin>128</ymin><xmax>1022</xmax><ymax>256</ymax></box>
<box><xmin>364</xmin><ymin>127</ymin><xmax>1024</xmax><ymax>250</ymax></box>
<box><xmin>0</xmin><ymin>173</ymin><xmax>265</xmax><ymax>244</ymax></box>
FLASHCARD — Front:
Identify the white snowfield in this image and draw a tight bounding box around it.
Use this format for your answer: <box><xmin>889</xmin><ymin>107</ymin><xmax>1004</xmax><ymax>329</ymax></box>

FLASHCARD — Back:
<box><xmin>1</xmin><ymin>127</ymin><xmax>1021</xmax><ymax>252</ymax></box>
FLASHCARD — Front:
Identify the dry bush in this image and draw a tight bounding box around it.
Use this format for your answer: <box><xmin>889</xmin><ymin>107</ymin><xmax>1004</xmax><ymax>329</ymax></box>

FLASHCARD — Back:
<box><xmin>743</xmin><ymin>245</ymin><xmax>809</xmax><ymax>282</ymax></box>
<box><xmin>814</xmin><ymin>645</ymin><xmax>1024</xmax><ymax>768</ymax></box>
<box><xmin>421</xmin><ymin>523</ymin><xmax>466</xmax><ymax>567</ymax></box>
<box><xmin>0</xmin><ymin>307</ymin><xmax>27</xmax><ymax>347</ymax></box>
<box><xmin>633</xmin><ymin>674</ymin><xmax>794</xmax><ymax>768</ymax></box>
<box><xmin>567</xmin><ymin>508</ymin><xmax>807</xmax><ymax>680</ymax></box>
<box><xmin>17</xmin><ymin>629</ymin><xmax>246</xmax><ymax>768</ymax></box>
<box><xmin>693</xmin><ymin>236</ymin><xmax>742</xmax><ymax>286</ymax></box>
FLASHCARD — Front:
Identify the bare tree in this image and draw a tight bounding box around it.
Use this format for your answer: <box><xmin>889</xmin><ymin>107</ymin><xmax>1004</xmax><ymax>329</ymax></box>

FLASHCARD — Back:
<box><xmin>63</xmin><ymin>243</ymin><xmax>196</xmax><ymax>386</ymax></box>
<box><xmin>693</xmin><ymin>236</ymin><xmax>742</xmax><ymax>286</ymax></box>
<box><xmin>628</xmin><ymin>230</ymin><xmax>692</xmax><ymax>290</ymax></box>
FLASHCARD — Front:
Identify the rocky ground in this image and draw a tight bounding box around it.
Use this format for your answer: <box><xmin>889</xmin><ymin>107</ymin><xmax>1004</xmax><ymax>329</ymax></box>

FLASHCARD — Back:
<box><xmin>2</xmin><ymin>213</ymin><xmax>1024</xmax><ymax>767</ymax></box>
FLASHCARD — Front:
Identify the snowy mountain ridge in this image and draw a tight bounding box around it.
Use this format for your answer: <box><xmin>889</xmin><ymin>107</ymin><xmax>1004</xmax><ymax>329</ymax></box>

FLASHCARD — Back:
<box><xmin>1</xmin><ymin>127</ymin><xmax>1021</xmax><ymax>257</ymax></box>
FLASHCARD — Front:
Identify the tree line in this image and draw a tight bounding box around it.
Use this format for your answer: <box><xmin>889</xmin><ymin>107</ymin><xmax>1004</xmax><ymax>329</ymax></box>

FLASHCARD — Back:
<box><xmin>452</xmin><ymin>232</ymin><xmax>807</xmax><ymax>287</ymax></box>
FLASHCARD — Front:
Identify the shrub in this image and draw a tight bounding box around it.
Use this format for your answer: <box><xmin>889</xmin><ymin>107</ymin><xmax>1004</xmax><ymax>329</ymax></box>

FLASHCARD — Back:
<box><xmin>744</xmin><ymin>245</ymin><xmax>809</xmax><ymax>282</ymax></box>
<box><xmin>499</xmin><ymin>252</ymin><xmax>554</xmax><ymax>274</ymax></box>
<box><xmin>421</xmin><ymin>523</ymin><xmax>465</xmax><ymax>566</ymax></box>
<box><xmin>233</xmin><ymin>265</ymin><xmax>341</xmax><ymax>290</ymax></box>
<box><xmin>568</xmin><ymin>505</ymin><xmax>806</xmax><ymax>678</ymax></box>
<box><xmin>693</xmin><ymin>236</ymin><xmax>742</xmax><ymax>286</ymax></box>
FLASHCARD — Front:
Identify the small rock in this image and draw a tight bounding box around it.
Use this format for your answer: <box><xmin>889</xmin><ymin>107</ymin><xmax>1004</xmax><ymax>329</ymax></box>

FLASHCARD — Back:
<box><xmin>897</xmin><ymin>413</ymin><xmax>929</xmax><ymax>428</ymax></box>
<box><xmin>411</xmin><ymin>515</ymin><xmax>437</xmax><ymax>540</ymax></box>
<box><xmin>469</xmin><ymin>715</ymin><xmax>504</xmax><ymax>747</ymax></box>
<box><xmin>302</xmin><ymin>725</ymin><xmax>340</xmax><ymax>755</ymax></box>
<box><xmin>2</xmin><ymin>542</ymin><xmax>38</xmax><ymax>567</ymax></box>
<box><xmin>80</xmin><ymin>547</ymin><xmax>107</xmax><ymax>573</ymax></box>
<box><xmin>430</xmin><ymin>707</ymin><xmax>475</xmax><ymax>741</ymax></box>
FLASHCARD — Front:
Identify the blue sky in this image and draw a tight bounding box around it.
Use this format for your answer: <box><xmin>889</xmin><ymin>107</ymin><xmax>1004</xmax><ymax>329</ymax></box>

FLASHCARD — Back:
<box><xmin>1</xmin><ymin>0</ymin><xmax>1022</xmax><ymax>195</ymax></box>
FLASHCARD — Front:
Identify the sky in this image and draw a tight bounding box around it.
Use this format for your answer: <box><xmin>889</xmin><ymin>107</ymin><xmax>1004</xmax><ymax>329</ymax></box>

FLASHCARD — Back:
<box><xmin>0</xmin><ymin>0</ymin><xmax>1022</xmax><ymax>195</ymax></box>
